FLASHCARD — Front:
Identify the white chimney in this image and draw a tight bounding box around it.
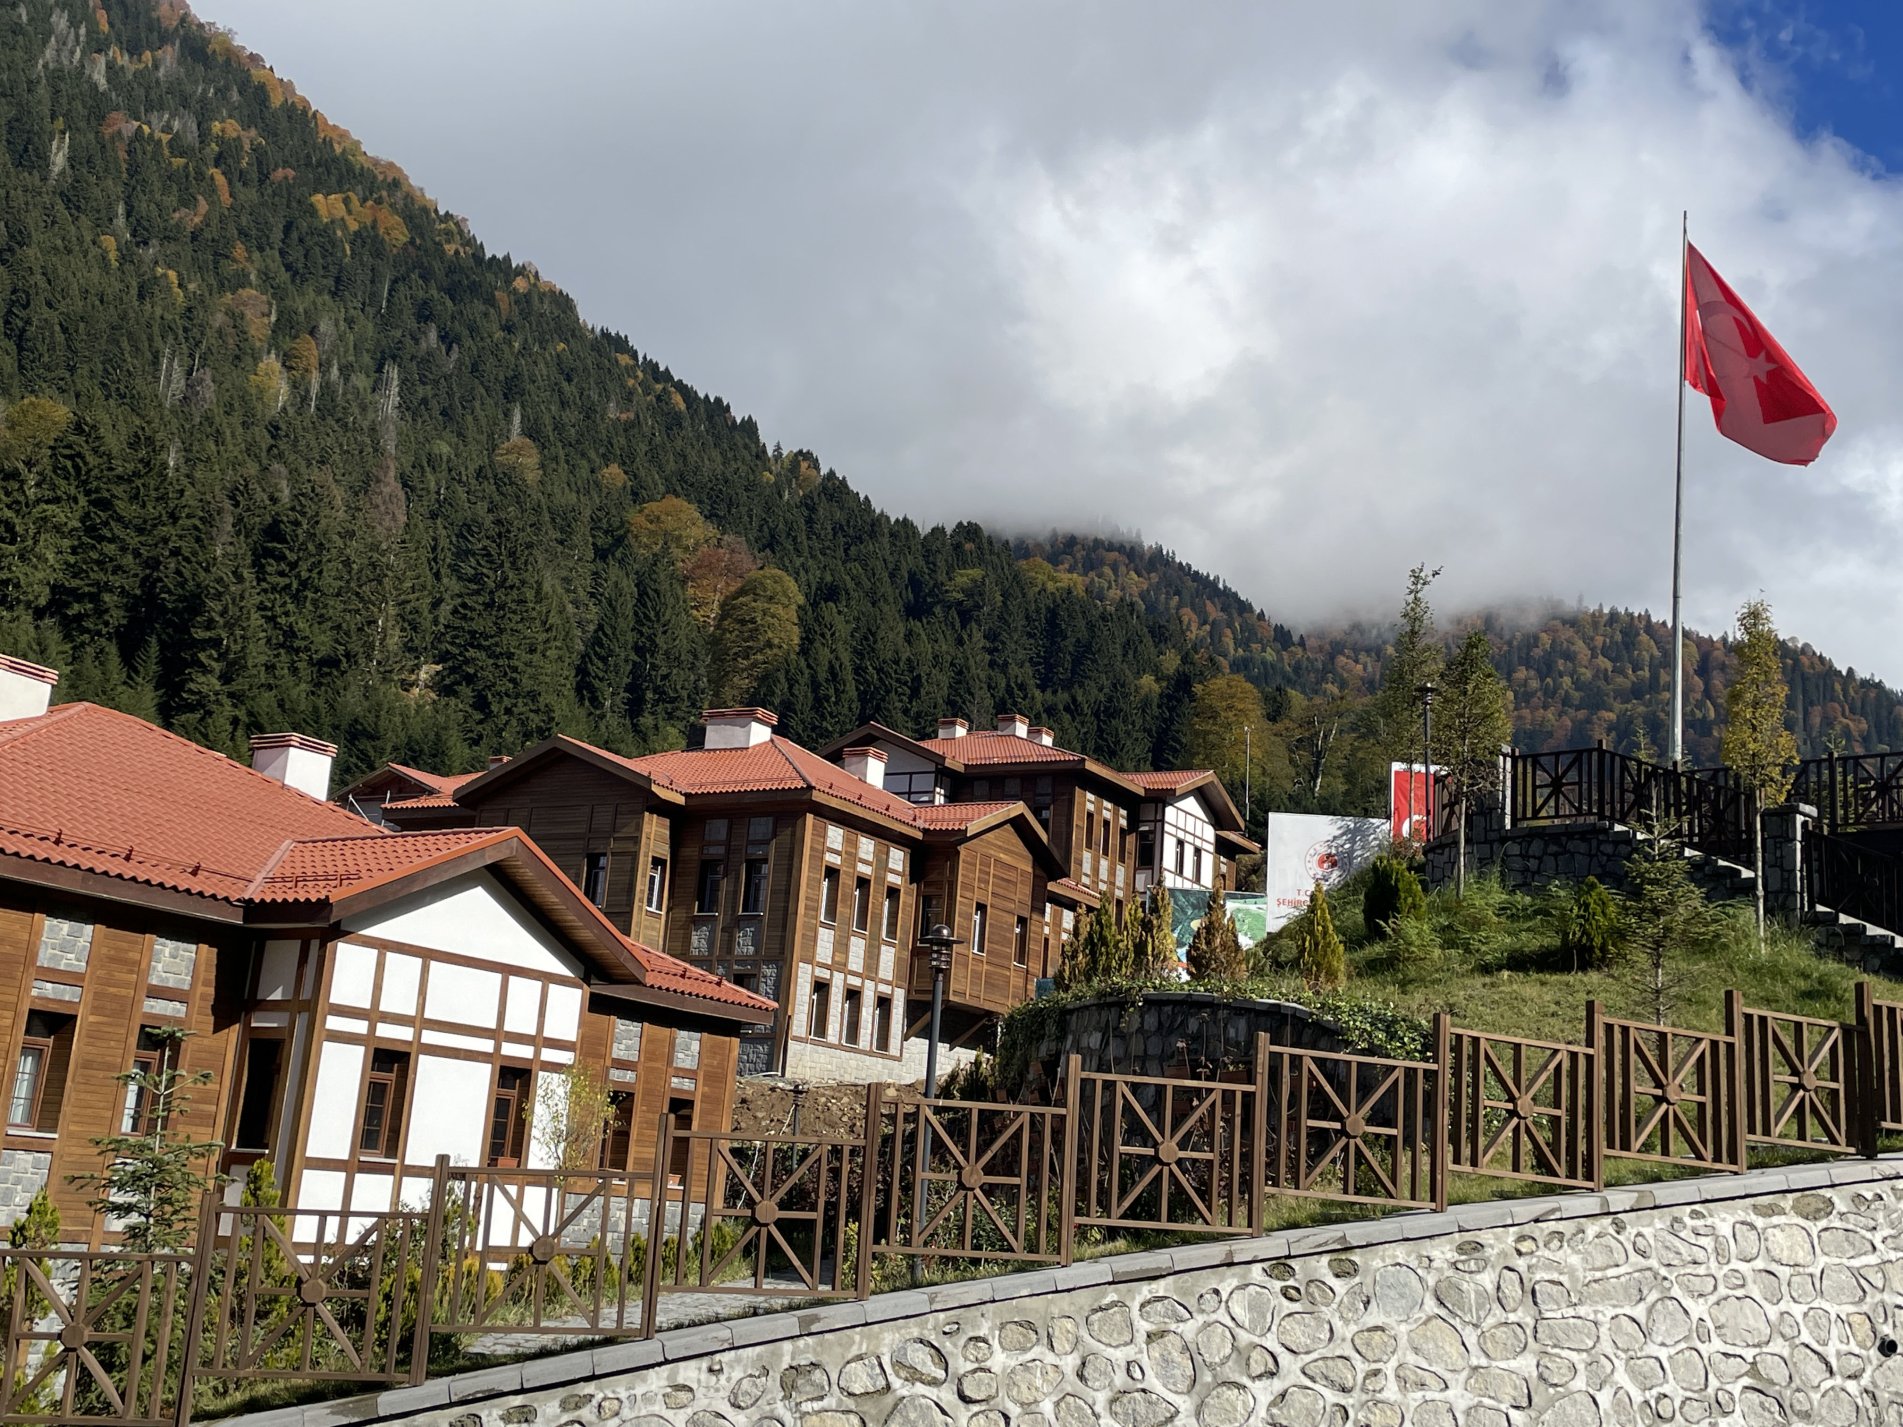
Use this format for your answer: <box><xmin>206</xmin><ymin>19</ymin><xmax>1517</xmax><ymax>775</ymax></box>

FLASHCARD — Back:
<box><xmin>842</xmin><ymin>746</ymin><xmax>887</xmax><ymax>790</ymax></box>
<box><xmin>996</xmin><ymin>712</ymin><xmax>1030</xmax><ymax>739</ymax></box>
<box><xmin>0</xmin><ymin>655</ymin><xmax>58</xmax><ymax>721</ymax></box>
<box><xmin>936</xmin><ymin>717</ymin><xmax>969</xmax><ymax>740</ymax></box>
<box><xmin>702</xmin><ymin>707</ymin><xmax>778</xmax><ymax>750</ymax></box>
<box><xmin>251</xmin><ymin>733</ymin><xmax>339</xmax><ymax>801</ymax></box>
<box><xmin>487</xmin><ymin>753</ymin><xmax>511</xmax><ymax>769</ymax></box>
<box><xmin>1029</xmin><ymin>726</ymin><xmax>1056</xmax><ymax>747</ymax></box>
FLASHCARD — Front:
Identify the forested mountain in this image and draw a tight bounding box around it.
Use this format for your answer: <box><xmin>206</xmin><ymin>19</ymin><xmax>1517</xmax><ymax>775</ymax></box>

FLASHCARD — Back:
<box><xmin>0</xmin><ymin>0</ymin><xmax>1896</xmax><ymax>827</ymax></box>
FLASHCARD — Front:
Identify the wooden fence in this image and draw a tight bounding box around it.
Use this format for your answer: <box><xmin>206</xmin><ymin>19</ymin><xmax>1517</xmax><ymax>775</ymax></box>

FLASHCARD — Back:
<box><xmin>9</xmin><ymin>983</ymin><xmax>1903</xmax><ymax>1425</ymax></box>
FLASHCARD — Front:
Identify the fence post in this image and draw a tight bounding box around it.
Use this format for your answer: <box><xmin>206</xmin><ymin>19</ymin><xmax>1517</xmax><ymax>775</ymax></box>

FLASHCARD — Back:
<box><xmin>639</xmin><ymin>1112</ymin><xmax>673</xmax><ymax>1340</ymax></box>
<box><xmin>1430</xmin><ymin>1013</ymin><xmax>1450</xmax><ymax>1213</ymax></box>
<box><xmin>1059</xmin><ymin>1053</ymin><xmax>1081</xmax><ymax>1265</ymax></box>
<box><xmin>171</xmin><ymin>1189</ymin><xmax>222</xmax><ymax>1427</ymax></box>
<box><xmin>856</xmin><ymin>1083</ymin><xmax>880</xmax><ymax>1300</ymax></box>
<box><xmin>1250</xmin><ymin>1032</ymin><xmax>1269</xmax><ymax>1233</ymax></box>
<box><xmin>1723</xmin><ymin>989</ymin><xmax>1748</xmax><ymax>1171</ymax></box>
<box><xmin>1584</xmin><ymin>1000</ymin><xmax>1605</xmax><ymax>1191</ymax></box>
<box><xmin>1855</xmin><ymin>981</ymin><xmax>1882</xmax><ymax>1158</ymax></box>
<box><xmin>407</xmin><ymin>1154</ymin><xmax>451</xmax><ymax>1384</ymax></box>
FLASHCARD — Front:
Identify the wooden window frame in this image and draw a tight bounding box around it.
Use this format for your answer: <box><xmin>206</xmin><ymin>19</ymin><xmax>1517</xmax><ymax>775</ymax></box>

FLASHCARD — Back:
<box><xmin>741</xmin><ymin>858</ymin><xmax>769</xmax><ymax>916</ymax></box>
<box><xmin>695</xmin><ymin>858</ymin><xmax>725</xmax><ymax>916</ymax></box>
<box><xmin>971</xmin><ymin>902</ymin><xmax>989</xmax><ymax>957</ymax></box>
<box><xmin>1013</xmin><ymin>916</ymin><xmax>1029</xmax><ymax>967</ymax></box>
<box><xmin>601</xmin><ymin>1092</ymin><xmax>634</xmax><ymax>1171</ymax></box>
<box><xmin>851</xmin><ymin>876</ymin><xmax>871</xmax><ymax>934</ymax></box>
<box><xmin>882</xmin><ymin>886</ymin><xmax>902</xmax><ymax>943</ymax></box>
<box><xmin>645</xmin><ymin>857</ymin><xmax>668</xmax><ymax>913</ymax></box>
<box><xmin>581</xmin><ymin>852</ymin><xmax>610</xmax><ymax>909</ymax></box>
<box><xmin>9</xmin><ymin>1038</ymin><xmax>50</xmax><ymax>1131</ymax></box>
<box><xmin>820</xmin><ymin>868</ymin><xmax>841</xmax><ymax>926</ymax></box>
<box><xmin>842</xmin><ymin>988</ymin><xmax>863</xmax><ymax>1047</ymax></box>
<box><xmin>809</xmin><ymin>979</ymin><xmax>832</xmax><ymax>1040</ymax></box>
<box><xmin>874</xmin><ymin>994</ymin><xmax>893</xmax><ymax>1052</ymax></box>
<box><xmin>232</xmin><ymin>1033</ymin><xmax>286</xmax><ymax>1152</ymax></box>
<box><xmin>487</xmin><ymin>1065</ymin><xmax>531</xmax><ymax>1168</ymax></box>
<box><xmin>357</xmin><ymin>1048</ymin><xmax>411</xmax><ymax>1161</ymax></box>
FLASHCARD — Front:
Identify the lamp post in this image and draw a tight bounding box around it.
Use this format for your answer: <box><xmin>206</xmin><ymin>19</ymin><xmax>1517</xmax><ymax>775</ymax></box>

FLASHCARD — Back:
<box><xmin>912</xmin><ymin>923</ymin><xmax>959</xmax><ymax>1285</ymax></box>
<box><xmin>1417</xmin><ymin>681</ymin><xmax>1437</xmax><ymax>838</ymax></box>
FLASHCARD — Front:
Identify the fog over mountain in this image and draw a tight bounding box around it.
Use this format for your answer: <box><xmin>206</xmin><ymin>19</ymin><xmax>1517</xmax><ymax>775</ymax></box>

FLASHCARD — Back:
<box><xmin>204</xmin><ymin>0</ymin><xmax>1903</xmax><ymax>680</ymax></box>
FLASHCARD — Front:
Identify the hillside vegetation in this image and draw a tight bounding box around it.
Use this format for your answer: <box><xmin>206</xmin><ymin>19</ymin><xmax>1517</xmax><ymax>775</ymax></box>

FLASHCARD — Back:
<box><xmin>0</xmin><ymin>0</ymin><xmax>1896</xmax><ymax>810</ymax></box>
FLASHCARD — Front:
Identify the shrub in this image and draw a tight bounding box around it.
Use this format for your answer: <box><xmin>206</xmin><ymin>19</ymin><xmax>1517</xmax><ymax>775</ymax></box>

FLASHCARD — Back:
<box><xmin>1561</xmin><ymin>876</ymin><xmax>1621</xmax><ymax>971</ymax></box>
<box><xmin>1187</xmin><ymin>884</ymin><xmax>1249</xmax><ymax>984</ymax></box>
<box><xmin>1363</xmin><ymin>856</ymin><xmax>1427</xmax><ymax>938</ymax></box>
<box><xmin>1383</xmin><ymin>911</ymin><xmax>1442</xmax><ymax>977</ymax></box>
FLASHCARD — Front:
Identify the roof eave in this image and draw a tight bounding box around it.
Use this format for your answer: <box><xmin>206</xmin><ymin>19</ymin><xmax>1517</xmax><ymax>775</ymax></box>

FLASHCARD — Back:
<box><xmin>586</xmin><ymin>983</ymin><xmax>775</xmax><ymax>1028</ymax></box>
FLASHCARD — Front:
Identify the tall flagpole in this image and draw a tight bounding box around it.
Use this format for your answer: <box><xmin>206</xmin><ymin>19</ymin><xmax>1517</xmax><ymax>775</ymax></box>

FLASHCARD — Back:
<box><xmin>1669</xmin><ymin>210</ymin><xmax>1689</xmax><ymax>769</ymax></box>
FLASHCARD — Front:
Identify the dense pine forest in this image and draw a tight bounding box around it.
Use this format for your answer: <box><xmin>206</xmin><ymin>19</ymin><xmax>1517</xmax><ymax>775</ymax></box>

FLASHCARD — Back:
<box><xmin>0</xmin><ymin>0</ymin><xmax>1897</xmax><ymax>825</ymax></box>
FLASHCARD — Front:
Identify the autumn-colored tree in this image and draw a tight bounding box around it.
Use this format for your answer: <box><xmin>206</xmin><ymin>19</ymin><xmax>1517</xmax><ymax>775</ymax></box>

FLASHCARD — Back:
<box><xmin>495</xmin><ymin>435</ymin><xmax>542</xmax><ymax>485</ymax></box>
<box><xmin>682</xmin><ymin>535</ymin><xmax>758</xmax><ymax>626</ymax></box>
<box><xmin>1186</xmin><ymin>883</ymin><xmax>1248</xmax><ymax>984</ymax></box>
<box><xmin>1183</xmin><ymin>673</ymin><xmax>1284</xmax><ymax>812</ymax></box>
<box><xmin>1722</xmin><ymin>598</ymin><xmax>1797</xmax><ymax>938</ymax></box>
<box><xmin>627</xmin><ymin>494</ymin><xmax>716</xmax><ymax>569</ymax></box>
<box><xmin>710</xmin><ymin>568</ymin><xmax>801</xmax><ymax>704</ymax></box>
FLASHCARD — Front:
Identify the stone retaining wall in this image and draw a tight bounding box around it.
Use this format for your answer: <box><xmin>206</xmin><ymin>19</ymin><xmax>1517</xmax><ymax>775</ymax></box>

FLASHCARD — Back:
<box><xmin>1023</xmin><ymin>991</ymin><xmax>1348</xmax><ymax>1083</ymax></box>
<box><xmin>236</xmin><ymin>1159</ymin><xmax>1903</xmax><ymax>1427</ymax></box>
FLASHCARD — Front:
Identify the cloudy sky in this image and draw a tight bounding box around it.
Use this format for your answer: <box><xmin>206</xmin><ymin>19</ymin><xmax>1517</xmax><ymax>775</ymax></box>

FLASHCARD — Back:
<box><xmin>204</xmin><ymin>0</ymin><xmax>1903</xmax><ymax>680</ymax></box>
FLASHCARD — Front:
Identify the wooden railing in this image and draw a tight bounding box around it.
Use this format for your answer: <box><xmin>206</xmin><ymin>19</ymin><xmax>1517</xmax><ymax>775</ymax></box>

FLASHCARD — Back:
<box><xmin>1489</xmin><ymin>747</ymin><xmax>1754</xmax><ymax>862</ymax></box>
<box><xmin>16</xmin><ymin>982</ymin><xmax>1903</xmax><ymax>1425</ymax></box>
<box><xmin>1791</xmin><ymin>751</ymin><xmax>1903</xmax><ymax>831</ymax></box>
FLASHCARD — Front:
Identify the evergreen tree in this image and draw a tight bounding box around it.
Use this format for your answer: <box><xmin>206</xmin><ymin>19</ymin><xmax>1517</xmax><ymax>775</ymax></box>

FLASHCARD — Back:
<box><xmin>1562</xmin><ymin>876</ymin><xmax>1621</xmax><ymax>972</ymax></box>
<box><xmin>1370</xmin><ymin>564</ymin><xmax>1443</xmax><ymax>768</ymax></box>
<box><xmin>1363</xmin><ymin>856</ymin><xmax>1427</xmax><ymax>938</ymax></box>
<box><xmin>578</xmin><ymin>564</ymin><xmax>640</xmax><ymax>723</ymax></box>
<box><xmin>1436</xmin><ymin>629</ymin><xmax>1514</xmax><ymax>893</ymax></box>
<box><xmin>1132</xmin><ymin>886</ymin><xmax>1180</xmax><ymax>980</ymax></box>
<box><xmin>1186</xmin><ymin>883</ymin><xmax>1248</xmax><ymax>983</ymax></box>
<box><xmin>1621</xmin><ymin>819</ymin><xmax>1723</xmax><ymax>1024</ymax></box>
<box><xmin>1296</xmin><ymin>881</ymin><xmax>1346</xmax><ymax>990</ymax></box>
<box><xmin>1721</xmin><ymin>598</ymin><xmax>1797</xmax><ymax>938</ymax></box>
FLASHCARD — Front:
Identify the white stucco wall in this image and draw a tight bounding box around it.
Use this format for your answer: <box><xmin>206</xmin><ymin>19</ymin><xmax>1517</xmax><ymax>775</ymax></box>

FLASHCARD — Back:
<box><xmin>343</xmin><ymin>870</ymin><xmax>583</xmax><ymax>979</ymax></box>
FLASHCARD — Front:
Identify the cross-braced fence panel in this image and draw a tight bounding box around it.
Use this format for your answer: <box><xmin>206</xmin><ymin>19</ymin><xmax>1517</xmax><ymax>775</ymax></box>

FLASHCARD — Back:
<box><xmin>878</xmin><ymin>1097</ymin><xmax>1068</xmax><ymax>1263</ymax></box>
<box><xmin>1739</xmin><ymin>1006</ymin><xmax>1855</xmax><ymax>1155</ymax></box>
<box><xmin>1263</xmin><ymin>1048</ymin><xmax>1442</xmax><ymax>1210</ymax></box>
<box><xmin>1075</xmin><ymin>1069</ymin><xmax>1262</xmax><ymax>1235</ymax></box>
<box><xmin>1598</xmin><ymin>1012</ymin><xmax>1742</xmax><ymax>1172</ymax></box>
<box><xmin>1448</xmin><ymin>1030</ymin><xmax>1595</xmax><ymax>1188</ymax></box>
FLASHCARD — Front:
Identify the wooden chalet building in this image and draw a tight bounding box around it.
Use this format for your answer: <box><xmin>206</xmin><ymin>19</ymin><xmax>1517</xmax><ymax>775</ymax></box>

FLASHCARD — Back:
<box><xmin>0</xmin><ymin>656</ymin><xmax>771</xmax><ymax>1237</ymax></box>
<box><xmin>819</xmin><ymin>714</ymin><xmax>1257</xmax><ymax>904</ymax></box>
<box><xmin>378</xmin><ymin>709</ymin><xmax>1092</xmax><ymax>1078</ymax></box>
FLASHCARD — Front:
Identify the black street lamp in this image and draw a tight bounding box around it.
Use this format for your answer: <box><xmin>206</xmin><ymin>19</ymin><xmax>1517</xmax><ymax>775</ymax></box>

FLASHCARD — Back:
<box><xmin>912</xmin><ymin>922</ymin><xmax>959</xmax><ymax>1284</ymax></box>
<box><xmin>1418</xmin><ymin>681</ymin><xmax>1437</xmax><ymax>837</ymax></box>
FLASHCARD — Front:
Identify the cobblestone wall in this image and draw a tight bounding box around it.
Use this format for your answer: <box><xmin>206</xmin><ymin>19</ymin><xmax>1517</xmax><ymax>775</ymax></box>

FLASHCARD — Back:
<box><xmin>0</xmin><ymin>1150</ymin><xmax>51</xmax><ymax>1226</ymax></box>
<box><xmin>262</xmin><ymin>1160</ymin><xmax>1903</xmax><ymax>1427</ymax></box>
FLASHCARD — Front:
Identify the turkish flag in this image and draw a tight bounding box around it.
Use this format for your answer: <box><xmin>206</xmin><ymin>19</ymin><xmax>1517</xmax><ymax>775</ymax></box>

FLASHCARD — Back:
<box><xmin>1683</xmin><ymin>244</ymin><xmax>1836</xmax><ymax>465</ymax></box>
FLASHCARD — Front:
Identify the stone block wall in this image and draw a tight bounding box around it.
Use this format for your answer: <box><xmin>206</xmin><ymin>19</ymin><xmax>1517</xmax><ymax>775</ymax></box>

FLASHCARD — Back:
<box><xmin>34</xmin><ymin>916</ymin><xmax>92</xmax><ymax>973</ymax></box>
<box><xmin>1424</xmin><ymin>817</ymin><xmax>1641</xmax><ymax>895</ymax></box>
<box><xmin>1023</xmin><ymin>991</ymin><xmax>1349</xmax><ymax>1082</ymax></box>
<box><xmin>309</xmin><ymin>1159</ymin><xmax>1903</xmax><ymax>1427</ymax></box>
<box><xmin>0</xmin><ymin>1150</ymin><xmax>51</xmax><ymax>1226</ymax></box>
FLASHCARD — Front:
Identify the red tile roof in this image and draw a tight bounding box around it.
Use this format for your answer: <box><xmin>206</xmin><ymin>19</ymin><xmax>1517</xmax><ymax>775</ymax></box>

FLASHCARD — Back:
<box><xmin>387</xmin><ymin>765</ymin><xmax>479</xmax><ymax>796</ymax></box>
<box><xmin>1128</xmin><ymin>769</ymin><xmax>1214</xmax><ymax>791</ymax></box>
<box><xmin>921</xmin><ymin>731</ymin><xmax>1081</xmax><ymax>765</ymax></box>
<box><xmin>911</xmin><ymin>801</ymin><xmax>1019</xmax><ymax>829</ymax></box>
<box><xmin>382</xmin><ymin>791</ymin><xmax>463</xmax><ymax>811</ymax></box>
<box><xmin>248</xmin><ymin>830</ymin><xmax>503</xmax><ymax>902</ymax></box>
<box><xmin>0</xmin><ymin>703</ymin><xmax>374</xmax><ymax>901</ymax></box>
<box><xmin>617</xmin><ymin>737</ymin><xmax>931</xmax><ymax>825</ymax></box>
<box><xmin>620</xmin><ymin>936</ymin><xmax>775</xmax><ymax>1011</ymax></box>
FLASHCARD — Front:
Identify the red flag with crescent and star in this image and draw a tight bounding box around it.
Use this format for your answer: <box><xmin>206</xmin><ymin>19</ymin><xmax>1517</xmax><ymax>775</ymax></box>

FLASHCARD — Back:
<box><xmin>1683</xmin><ymin>243</ymin><xmax>1836</xmax><ymax>465</ymax></box>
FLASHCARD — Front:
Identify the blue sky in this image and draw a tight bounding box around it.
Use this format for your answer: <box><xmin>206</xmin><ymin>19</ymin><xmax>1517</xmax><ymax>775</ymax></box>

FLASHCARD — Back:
<box><xmin>1713</xmin><ymin>1</ymin><xmax>1903</xmax><ymax>168</ymax></box>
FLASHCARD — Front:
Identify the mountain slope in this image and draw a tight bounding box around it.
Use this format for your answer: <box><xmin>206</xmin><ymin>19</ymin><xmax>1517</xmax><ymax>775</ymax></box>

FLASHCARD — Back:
<box><xmin>0</xmin><ymin>0</ymin><xmax>1893</xmax><ymax>820</ymax></box>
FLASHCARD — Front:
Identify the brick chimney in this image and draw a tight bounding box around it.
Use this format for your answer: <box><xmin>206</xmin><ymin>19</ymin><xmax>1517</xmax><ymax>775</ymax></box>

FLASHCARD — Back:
<box><xmin>702</xmin><ymin>707</ymin><xmax>778</xmax><ymax>750</ymax></box>
<box><xmin>996</xmin><ymin>712</ymin><xmax>1030</xmax><ymax>739</ymax></box>
<box><xmin>251</xmin><ymin>733</ymin><xmax>339</xmax><ymax>801</ymax></box>
<box><xmin>936</xmin><ymin>717</ymin><xmax>969</xmax><ymax>740</ymax></box>
<box><xmin>1029</xmin><ymin>726</ymin><xmax>1056</xmax><ymax>747</ymax></box>
<box><xmin>0</xmin><ymin>655</ymin><xmax>58</xmax><ymax>721</ymax></box>
<box><xmin>842</xmin><ymin>746</ymin><xmax>887</xmax><ymax>790</ymax></box>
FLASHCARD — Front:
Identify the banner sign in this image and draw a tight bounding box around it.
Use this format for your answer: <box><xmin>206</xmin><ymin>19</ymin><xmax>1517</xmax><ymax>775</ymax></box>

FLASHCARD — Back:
<box><xmin>1389</xmin><ymin>762</ymin><xmax>1443</xmax><ymax>842</ymax></box>
<box><xmin>1261</xmin><ymin>812</ymin><xmax>1388</xmax><ymax>933</ymax></box>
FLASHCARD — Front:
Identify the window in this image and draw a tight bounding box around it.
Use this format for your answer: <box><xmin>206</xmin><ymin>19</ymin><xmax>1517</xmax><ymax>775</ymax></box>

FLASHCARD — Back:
<box><xmin>487</xmin><ymin>1066</ymin><xmax>531</xmax><ymax>1167</ymax></box>
<box><xmin>874</xmin><ymin>995</ymin><xmax>893</xmax><ymax>1051</ymax></box>
<box><xmin>918</xmin><ymin>894</ymin><xmax>943</xmax><ymax>942</ymax></box>
<box><xmin>1085</xmin><ymin>811</ymin><xmax>1096</xmax><ymax>855</ymax></box>
<box><xmin>667</xmin><ymin>1095</ymin><xmax>695</xmax><ymax>1181</ymax></box>
<box><xmin>1192</xmin><ymin>847</ymin><xmax>1205</xmax><ymax>885</ymax></box>
<box><xmin>809</xmin><ymin>980</ymin><xmax>832</xmax><ymax>1040</ymax></box>
<box><xmin>733</xmin><ymin>971</ymin><xmax>759</xmax><ymax>995</ymax></box>
<box><xmin>10</xmin><ymin>1011</ymin><xmax>72</xmax><ymax>1133</ymax></box>
<box><xmin>645</xmin><ymin>857</ymin><xmax>668</xmax><ymax>913</ymax></box>
<box><xmin>843</xmin><ymin>988</ymin><xmax>863</xmax><ymax>1046</ymax></box>
<box><xmin>1174</xmin><ymin>838</ymin><xmax>1186</xmax><ymax>875</ymax></box>
<box><xmin>1137</xmin><ymin>826</ymin><xmax>1156</xmax><ymax>869</ymax></box>
<box><xmin>234</xmin><ymin>1036</ymin><xmax>285</xmax><ymax>1150</ymax></box>
<box><xmin>971</xmin><ymin>902</ymin><xmax>989</xmax><ymax>957</ymax></box>
<box><xmin>696</xmin><ymin>859</ymin><xmax>725</xmax><ymax>915</ymax></box>
<box><xmin>820</xmin><ymin>868</ymin><xmax>841</xmax><ymax>925</ymax></box>
<box><xmin>1013</xmin><ymin>917</ymin><xmax>1029</xmax><ymax>967</ymax></box>
<box><xmin>852</xmin><ymin>877</ymin><xmax>871</xmax><ymax>933</ymax></box>
<box><xmin>581</xmin><ymin>852</ymin><xmax>610</xmax><ymax>909</ymax></box>
<box><xmin>357</xmin><ymin>1049</ymin><xmax>411</xmax><ymax>1159</ymax></box>
<box><xmin>883</xmin><ymin>887</ymin><xmax>902</xmax><ymax>941</ymax></box>
<box><xmin>742</xmin><ymin>858</ymin><xmax>769</xmax><ymax>915</ymax></box>
<box><xmin>601</xmin><ymin>1093</ymin><xmax>633</xmax><ymax>1170</ymax></box>
<box><xmin>1102</xmin><ymin>816</ymin><xmax>1112</xmax><ymax>857</ymax></box>
<box><xmin>121</xmin><ymin>1028</ymin><xmax>168</xmax><ymax>1136</ymax></box>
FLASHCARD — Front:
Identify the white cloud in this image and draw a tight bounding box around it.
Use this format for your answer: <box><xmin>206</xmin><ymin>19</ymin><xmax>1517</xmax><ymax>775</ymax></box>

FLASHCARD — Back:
<box><xmin>205</xmin><ymin>0</ymin><xmax>1903</xmax><ymax>678</ymax></box>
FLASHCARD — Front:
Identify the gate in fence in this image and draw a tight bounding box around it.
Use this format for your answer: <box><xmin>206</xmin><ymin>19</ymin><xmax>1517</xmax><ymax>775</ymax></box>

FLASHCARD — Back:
<box><xmin>12</xmin><ymin>983</ymin><xmax>1903</xmax><ymax>1425</ymax></box>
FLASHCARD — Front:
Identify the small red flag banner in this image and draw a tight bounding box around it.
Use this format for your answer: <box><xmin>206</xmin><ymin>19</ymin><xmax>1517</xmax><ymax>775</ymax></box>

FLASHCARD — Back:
<box><xmin>1683</xmin><ymin>243</ymin><xmax>1836</xmax><ymax>465</ymax></box>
